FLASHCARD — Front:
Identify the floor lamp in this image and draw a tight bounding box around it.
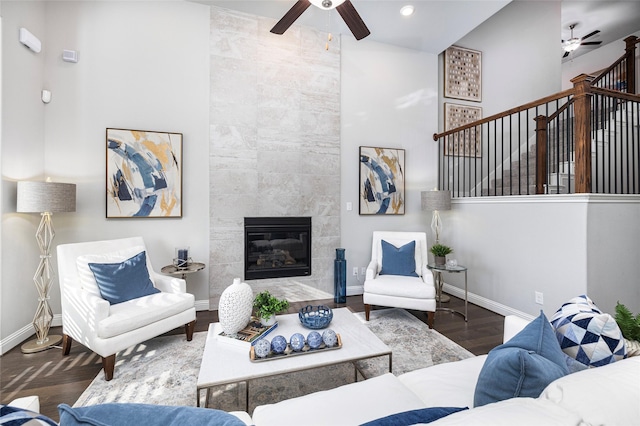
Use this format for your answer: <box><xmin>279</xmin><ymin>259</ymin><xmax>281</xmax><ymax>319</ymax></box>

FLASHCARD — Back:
<box><xmin>17</xmin><ymin>180</ymin><xmax>76</xmax><ymax>353</ymax></box>
<box><xmin>421</xmin><ymin>189</ymin><xmax>452</xmax><ymax>302</ymax></box>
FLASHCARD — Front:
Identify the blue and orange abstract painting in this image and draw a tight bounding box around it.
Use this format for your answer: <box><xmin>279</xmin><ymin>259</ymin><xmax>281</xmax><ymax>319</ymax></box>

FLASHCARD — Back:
<box><xmin>359</xmin><ymin>146</ymin><xmax>405</xmax><ymax>215</ymax></box>
<box><xmin>106</xmin><ymin>128</ymin><xmax>182</xmax><ymax>218</ymax></box>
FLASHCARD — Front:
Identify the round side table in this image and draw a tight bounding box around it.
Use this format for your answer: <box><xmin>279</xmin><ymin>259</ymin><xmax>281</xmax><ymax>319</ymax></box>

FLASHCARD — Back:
<box><xmin>161</xmin><ymin>262</ymin><xmax>206</xmax><ymax>280</ymax></box>
<box><xmin>427</xmin><ymin>263</ymin><xmax>468</xmax><ymax>321</ymax></box>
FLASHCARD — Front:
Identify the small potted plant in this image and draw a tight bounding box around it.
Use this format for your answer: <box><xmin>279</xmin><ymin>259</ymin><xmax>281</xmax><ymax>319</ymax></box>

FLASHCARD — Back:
<box><xmin>430</xmin><ymin>243</ymin><xmax>453</xmax><ymax>266</ymax></box>
<box><xmin>253</xmin><ymin>291</ymin><xmax>290</xmax><ymax>326</ymax></box>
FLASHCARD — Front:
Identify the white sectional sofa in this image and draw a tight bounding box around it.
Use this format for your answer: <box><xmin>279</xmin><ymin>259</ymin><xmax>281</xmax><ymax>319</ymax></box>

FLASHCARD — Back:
<box><xmin>250</xmin><ymin>315</ymin><xmax>640</xmax><ymax>425</ymax></box>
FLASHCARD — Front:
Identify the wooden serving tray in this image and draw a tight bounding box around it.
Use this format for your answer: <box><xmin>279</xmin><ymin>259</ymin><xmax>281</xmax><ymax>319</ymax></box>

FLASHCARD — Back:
<box><xmin>249</xmin><ymin>334</ymin><xmax>343</xmax><ymax>362</ymax></box>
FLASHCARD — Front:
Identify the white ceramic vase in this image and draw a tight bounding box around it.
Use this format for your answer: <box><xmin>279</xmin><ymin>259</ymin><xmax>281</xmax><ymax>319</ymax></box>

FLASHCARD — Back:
<box><xmin>260</xmin><ymin>315</ymin><xmax>277</xmax><ymax>327</ymax></box>
<box><xmin>218</xmin><ymin>278</ymin><xmax>253</xmax><ymax>335</ymax></box>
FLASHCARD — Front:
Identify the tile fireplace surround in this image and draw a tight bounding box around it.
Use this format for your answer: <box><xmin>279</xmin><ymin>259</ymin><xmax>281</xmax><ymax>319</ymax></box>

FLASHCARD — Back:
<box><xmin>208</xmin><ymin>6</ymin><xmax>341</xmax><ymax>308</ymax></box>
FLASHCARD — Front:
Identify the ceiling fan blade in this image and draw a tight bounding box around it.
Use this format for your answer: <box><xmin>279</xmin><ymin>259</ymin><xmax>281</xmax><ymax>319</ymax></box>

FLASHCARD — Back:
<box><xmin>563</xmin><ymin>51</ymin><xmax>570</xmax><ymax>58</ymax></box>
<box><xmin>581</xmin><ymin>41</ymin><xmax>602</xmax><ymax>46</ymax></box>
<box><xmin>336</xmin><ymin>0</ymin><xmax>370</xmax><ymax>41</ymax></box>
<box><xmin>581</xmin><ymin>30</ymin><xmax>600</xmax><ymax>41</ymax></box>
<box><xmin>270</xmin><ymin>0</ymin><xmax>311</xmax><ymax>35</ymax></box>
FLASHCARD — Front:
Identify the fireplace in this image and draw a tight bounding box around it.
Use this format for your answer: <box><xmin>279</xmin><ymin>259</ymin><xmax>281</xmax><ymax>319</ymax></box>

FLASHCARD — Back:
<box><xmin>244</xmin><ymin>217</ymin><xmax>312</xmax><ymax>280</ymax></box>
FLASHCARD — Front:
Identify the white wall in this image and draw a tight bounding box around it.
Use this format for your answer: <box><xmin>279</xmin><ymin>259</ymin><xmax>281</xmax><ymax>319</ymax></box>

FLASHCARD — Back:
<box><xmin>340</xmin><ymin>37</ymin><xmax>439</xmax><ymax>291</ymax></box>
<box><xmin>586</xmin><ymin>196</ymin><xmax>640</xmax><ymax>314</ymax></box>
<box><xmin>562</xmin><ymin>30</ymin><xmax>640</xmax><ymax>90</ymax></box>
<box><xmin>445</xmin><ymin>1</ymin><xmax>562</xmax><ymax>119</ymax></box>
<box><xmin>0</xmin><ymin>0</ymin><xmax>47</xmax><ymax>353</ymax></box>
<box><xmin>0</xmin><ymin>0</ymin><xmax>210</xmax><ymax>353</ymax></box>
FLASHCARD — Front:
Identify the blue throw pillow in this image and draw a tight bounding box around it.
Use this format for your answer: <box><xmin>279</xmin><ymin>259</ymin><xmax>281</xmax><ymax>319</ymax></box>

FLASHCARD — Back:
<box><xmin>379</xmin><ymin>240</ymin><xmax>418</xmax><ymax>277</ymax></box>
<box><xmin>0</xmin><ymin>405</ymin><xmax>57</xmax><ymax>426</ymax></box>
<box><xmin>58</xmin><ymin>403</ymin><xmax>245</xmax><ymax>426</ymax></box>
<box><xmin>88</xmin><ymin>251</ymin><xmax>159</xmax><ymax>305</ymax></box>
<box><xmin>360</xmin><ymin>407</ymin><xmax>468</xmax><ymax>426</ymax></box>
<box><xmin>473</xmin><ymin>311</ymin><xmax>569</xmax><ymax>407</ymax></box>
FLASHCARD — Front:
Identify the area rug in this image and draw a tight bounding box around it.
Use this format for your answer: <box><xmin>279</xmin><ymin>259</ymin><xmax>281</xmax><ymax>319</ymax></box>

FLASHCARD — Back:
<box><xmin>74</xmin><ymin>308</ymin><xmax>473</xmax><ymax>413</ymax></box>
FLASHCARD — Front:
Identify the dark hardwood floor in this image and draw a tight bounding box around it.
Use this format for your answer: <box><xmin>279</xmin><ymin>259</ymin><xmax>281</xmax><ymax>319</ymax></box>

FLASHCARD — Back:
<box><xmin>1</xmin><ymin>294</ymin><xmax>503</xmax><ymax>421</ymax></box>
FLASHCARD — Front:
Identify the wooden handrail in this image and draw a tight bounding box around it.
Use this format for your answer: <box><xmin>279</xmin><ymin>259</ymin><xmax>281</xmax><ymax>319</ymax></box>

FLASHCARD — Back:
<box><xmin>592</xmin><ymin>86</ymin><xmax>640</xmax><ymax>102</ymax></box>
<box><xmin>433</xmin><ymin>88</ymin><xmax>575</xmax><ymax>141</ymax></box>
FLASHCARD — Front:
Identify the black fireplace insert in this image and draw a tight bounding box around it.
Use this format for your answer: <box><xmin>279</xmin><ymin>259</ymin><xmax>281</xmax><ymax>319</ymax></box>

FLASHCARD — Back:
<box><xmin>244</xmin><ymin>217</ymin><xmax>311</xmax><ymax>280</ymax></box>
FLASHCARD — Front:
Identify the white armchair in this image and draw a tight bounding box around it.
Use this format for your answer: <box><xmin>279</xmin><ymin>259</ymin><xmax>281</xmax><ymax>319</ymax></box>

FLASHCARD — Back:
<box><xmin>363</xmin><ymin>231</ymin><xmax>436</xmax><ymax>328</ymax></box>
<box><xmin>57</xmin><ymin>237</ymin><xmax>196</xmax><ymax>381</ymax></box>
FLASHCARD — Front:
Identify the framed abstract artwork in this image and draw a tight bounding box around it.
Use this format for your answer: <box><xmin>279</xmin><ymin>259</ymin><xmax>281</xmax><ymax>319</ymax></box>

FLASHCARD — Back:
<box><xmin>359</xmin><ymin>146</ymin><xmax>405</xmax><ymax>215</ymax></box>
<box><xmin>444</xmin><ymin>103</ymin><xmax>482</xmax><ymax>157</ymax></box>
<box><xmin>444</xmin><ymin>46</ymin><xmax>482</xmax><ymax>102</ymax></box>
<box><xmin>106</xmin><ymin>128</ymin><xmax>183</xmax><ymax>218</ymax></box>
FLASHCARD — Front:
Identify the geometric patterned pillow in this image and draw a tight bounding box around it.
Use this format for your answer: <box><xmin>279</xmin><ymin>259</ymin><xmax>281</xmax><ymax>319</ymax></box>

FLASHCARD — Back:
<box><xmin>550</xmin><ymin>295</ymin><xmax>627</xmax><ymax>367</ymax></box>
<box><xmin>0</xmin><ymin>405</ymin><xmax>58</xmax><ymax>426</ymax></box>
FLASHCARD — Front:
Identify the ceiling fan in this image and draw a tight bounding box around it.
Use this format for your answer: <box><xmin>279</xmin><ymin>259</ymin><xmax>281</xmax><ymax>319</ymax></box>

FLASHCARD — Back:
<box><xmin>562</xmin><ymin>23</ymin><xmax>602</xmax><ymax>58</ymax></box>
<box><xmin>270</xmin><ymin>0</ymin><xmax>370</xmax><ymax>41</ymax></box>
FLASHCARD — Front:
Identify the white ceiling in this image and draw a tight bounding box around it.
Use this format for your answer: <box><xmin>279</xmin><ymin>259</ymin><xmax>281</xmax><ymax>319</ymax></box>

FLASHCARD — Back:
<box><xmin>198</xmin><ymin>0</ymin><xmax>640</xmax><ymax>59</ymax></box>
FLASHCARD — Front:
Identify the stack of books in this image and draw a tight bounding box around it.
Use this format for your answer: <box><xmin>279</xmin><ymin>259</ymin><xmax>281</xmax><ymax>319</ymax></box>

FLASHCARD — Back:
<box><xmin>217</xmin><ymin>319</ymin><xmax>278</xmax><ymax>348</ymax></box>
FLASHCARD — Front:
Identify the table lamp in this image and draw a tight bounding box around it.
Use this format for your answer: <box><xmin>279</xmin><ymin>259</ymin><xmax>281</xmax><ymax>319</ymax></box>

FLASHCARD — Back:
<box><xmin>17</xmin><ymin>180</ymin><xmax>76</xmax><ymax>353</ymax></box>
<box><xmin>421</xmin><ymin>189</ymin><xmax>451</xmax><ymax>244</ymax></box>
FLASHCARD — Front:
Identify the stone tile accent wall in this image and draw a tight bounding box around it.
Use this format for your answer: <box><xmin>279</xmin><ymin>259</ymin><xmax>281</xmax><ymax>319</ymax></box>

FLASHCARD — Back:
<box><xmin>209</xmin><ymin>7</ymin><xmax>341</xmax><ymax>307</ymax></box>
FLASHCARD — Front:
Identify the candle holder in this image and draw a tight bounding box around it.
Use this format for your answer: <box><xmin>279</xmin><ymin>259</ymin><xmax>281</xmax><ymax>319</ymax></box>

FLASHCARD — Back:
<box><xmin>174</xmin><ymin>247</ymin><xmax>191</xmax><ymax>269</ymax></box>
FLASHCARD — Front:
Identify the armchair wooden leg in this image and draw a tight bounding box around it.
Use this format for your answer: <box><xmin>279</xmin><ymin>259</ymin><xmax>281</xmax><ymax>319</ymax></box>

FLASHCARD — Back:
<box><xmin>364</xmin><ymin>304</ymin><xmax>371</xmax><ymax>321</ymax></box>
<box><xmin>61</xmin><ymin>334</ymin><xmax>72</xmax><ymax>356</ymax></box>
<box><xmin>427</xmin><ymin>311</ymin><xmax>435</xmax><ymax>329</ymax></box>
<box><xmin>102</xmin><ymin>355</ymin><xmax>115</xmax><ymax>381</ymax></box>
<box><xmin>185</xmin><ymin>320</ymin><xmax>196</xmax><ymax>341</ymax></box>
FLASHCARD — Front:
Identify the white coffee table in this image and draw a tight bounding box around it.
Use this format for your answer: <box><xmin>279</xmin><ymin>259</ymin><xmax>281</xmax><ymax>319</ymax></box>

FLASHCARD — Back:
<box><xmin>196</xmin><ymin>307</ymin><xmax>392</xmax><ymax>410</ymax></box>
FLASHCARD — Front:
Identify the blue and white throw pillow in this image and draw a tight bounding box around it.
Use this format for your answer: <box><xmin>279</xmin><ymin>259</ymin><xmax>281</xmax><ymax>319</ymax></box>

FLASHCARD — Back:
<box><xmin>551</xmin><ymin>295</ymin><xmax>626</xmax><ymax>367</ymax></box>
<box><xmin>0</xmin><ymin>405</ymin><xmax>57</xmax><ymax>426</ymax></box>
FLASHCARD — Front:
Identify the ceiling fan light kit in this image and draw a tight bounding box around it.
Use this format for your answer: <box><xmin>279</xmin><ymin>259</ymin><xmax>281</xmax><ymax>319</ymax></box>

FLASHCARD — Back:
<box><xmin>561</xmin><ymin>23</ymin><xmax>602</xmax><ymax>58</ymax></box>
<box><xmin>271</xmin><ymin>0</ymin><xmax>370</xmax><ymax>41</ymax></box>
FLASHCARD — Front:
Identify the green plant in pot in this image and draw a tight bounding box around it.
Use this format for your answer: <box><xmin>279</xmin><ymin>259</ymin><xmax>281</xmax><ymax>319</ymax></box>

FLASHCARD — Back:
<box><xmin>253</xmin><ymin>291</ymin><xmax>289</xmax><ymax>326</ymax></box>
<box><xmin>615</xmin><ymin>302</ymin><xmax>640</xmax><ymax>356</ymax></box>
<box><xmin>430</xmin><ymin>243</ymin><xmax>453</xmax><ymax>266</ymax></box>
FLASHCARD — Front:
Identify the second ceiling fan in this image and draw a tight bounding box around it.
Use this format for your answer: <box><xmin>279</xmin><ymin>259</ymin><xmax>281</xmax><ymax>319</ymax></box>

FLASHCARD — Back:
<box><xmin>271</xmin><ymin>0</ymin><xmax>370</xmax><ymax>41</ymax></box>
<box><xmin>562</xmin><ymin>23</ymin><xmax>602</xmax><ymax>58</ymax></box>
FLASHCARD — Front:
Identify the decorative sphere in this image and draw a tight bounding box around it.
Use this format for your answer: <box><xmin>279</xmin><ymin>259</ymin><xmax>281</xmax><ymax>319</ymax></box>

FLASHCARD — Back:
<box><xmin>322</xmin><ymin>329</ymin><xmax>338</xmax><ymax>347</ymax></box>
<box><xmin>254</xmin><ymin>339</ymin><xmax>271</xmax><ymax>358</ymax></box>
<box><xmin>307</xmin><ymin>331</ymin><xmax>322</xmax><ymax>349</ymax></box>
<box><xmin>290</xmin><ymin>333</ymin><xmax>305</xmax><ymax>351</ymax></box>
<box><xmin>271</xmin><ymin>335</ymin><xmax>287</xmax><ymax>354</ymax></box>
<box><xmin>218</xmin><ymin>278</ymin><xmax>253</xmax><ymax>335</ymax></box>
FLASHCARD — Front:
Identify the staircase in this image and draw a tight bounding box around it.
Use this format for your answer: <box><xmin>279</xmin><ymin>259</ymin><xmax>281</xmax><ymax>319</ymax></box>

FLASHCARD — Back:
<box><xmin>434</xmin><ymin>35</ymin><xmax>640</xmax><ymax>197</ymax></box>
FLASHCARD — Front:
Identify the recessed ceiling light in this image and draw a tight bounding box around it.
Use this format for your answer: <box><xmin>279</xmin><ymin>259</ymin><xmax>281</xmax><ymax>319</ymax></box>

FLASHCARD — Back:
<box><xmin>400</xmin><ymin>5</ymin><xmax>415</xmax><ymax>16</ymax></box>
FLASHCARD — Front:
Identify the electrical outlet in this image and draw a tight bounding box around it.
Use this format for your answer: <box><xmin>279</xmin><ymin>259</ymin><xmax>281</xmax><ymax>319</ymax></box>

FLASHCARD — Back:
<box><xmin>353</xmin><ymin>267</ymin><xmax>358</xmax><ymax>276</ymax></box>
<box><xmin>361</xmin><ymin>267</ymin><xmax>366</xmax><ymax>276</ymax></box>
<box><xmin>535</xmin><ymin>291</ymin><xmax>544</xmax><ymax>305</ymax></box>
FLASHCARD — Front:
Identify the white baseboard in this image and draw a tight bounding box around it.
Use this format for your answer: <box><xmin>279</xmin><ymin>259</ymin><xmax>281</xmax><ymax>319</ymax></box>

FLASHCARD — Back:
<box><xmin>442</xmin><ymin>283</ymin><xmax>534</xmax><ymax>320</ymax></box>
<box><xmin>347</xmin><ymin>285</ymin><xmax>364</xmax><ymax>296</ymax></box>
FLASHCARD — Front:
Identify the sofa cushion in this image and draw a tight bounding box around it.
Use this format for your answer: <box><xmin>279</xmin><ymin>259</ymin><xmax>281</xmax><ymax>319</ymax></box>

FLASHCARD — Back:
<box><xmin>550</xmin><ymin>294</ymin><xmax>626</xmax><ymax>367</ymax></box>
<box><xmin>58</xmin><ymin>403</ymin><xmax>245</xmax><ymax>426</ymax></box>
<box><xmin>252</xmin><ymin>373</ymin><xmax>427</xmax><ymax>426</ymax></box>
<box><xmin>0</xmin><ymin>405</ymin><xmax>57</xmax><ymax>426</ymax></box>
<box><xmin>539</xmin><ymin>356</ymin><xmax>640</xmax><ymax>426</ymax></box>
<box><xmin>77</xmin><ymin>245</ymin><xmax>153</xmax><ymax>299</ymax></box>
<box><xmin>399</xmin><ymin>355</ymin><xmax>486</xmax><ymax>408</ymax></box>
<box><xmin>380</xmin><ymin>240</ymin><xmax>418</xmax><ymax>277</ymax></box>
<box><xmin>428</xmin><ymin>397</ymin><xmax>583</xmax><ymax>425</ymax></box>
<box><xmin>473</xmin><ymin>311</ymin><xmax>568</xmax><ymax>407</ymax></box>
<box><xmin>360</xmin><ymin>407</ymin><xmax>467</xmax><ymax>426</ymax></box>
<box><xmin>88</xmin><ymin>251</ymin><xmax>160</xmax><ymax>305</ymax></box>
<box><xmin>364</xmin><ymin>274</ymin><xmax>434</xmax><ymax>299</ymax></box>
<box><xmin>97</xmin><ymin>291</ymin><xmax>194</xmax><ymax>339</ymax></box>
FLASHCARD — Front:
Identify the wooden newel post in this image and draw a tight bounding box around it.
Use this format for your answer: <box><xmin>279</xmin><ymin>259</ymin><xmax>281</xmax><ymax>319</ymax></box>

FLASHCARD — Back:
<box><xmin>534</xmin><ymin>115</ymin><xmax>548</xmax><ymax>194</ymax></box>
<box><xmin>623</xmin><ymin>36</ymin><xmax>637</xmax><ymax>94</ymax></box>
<box><xmin>571</xmin><ymin>74</ymin><xmax>594</xmax><ymax>193</ymax></box>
